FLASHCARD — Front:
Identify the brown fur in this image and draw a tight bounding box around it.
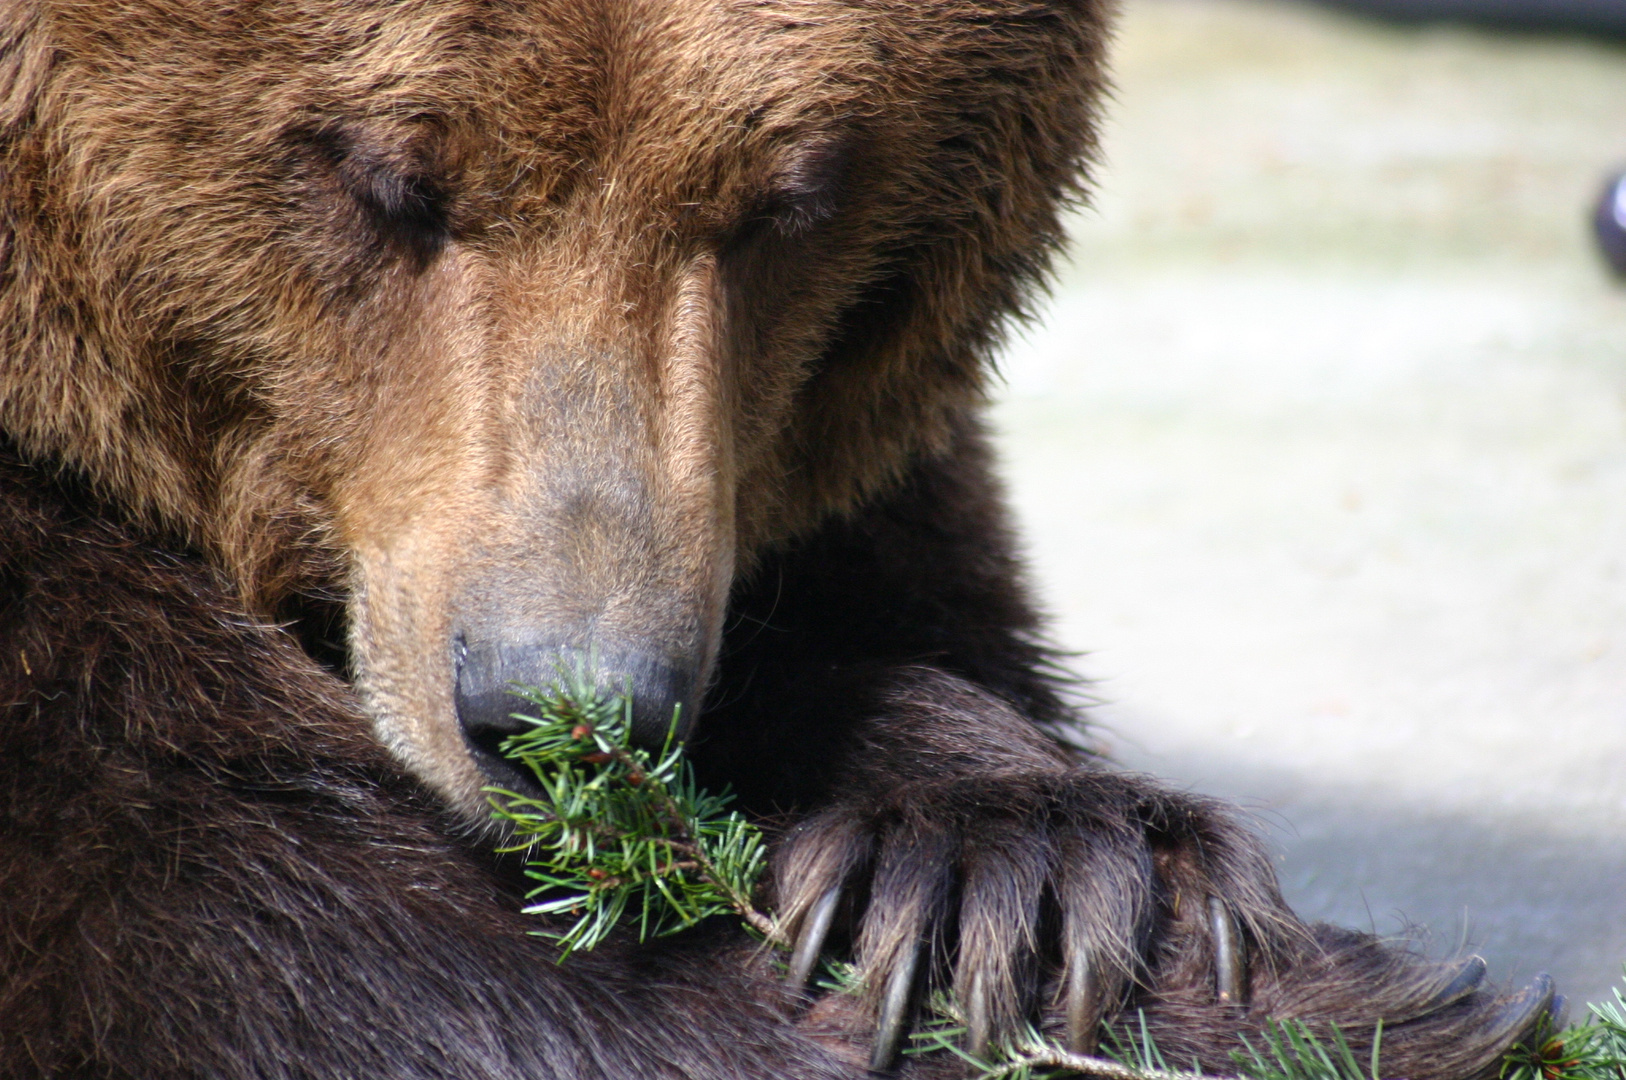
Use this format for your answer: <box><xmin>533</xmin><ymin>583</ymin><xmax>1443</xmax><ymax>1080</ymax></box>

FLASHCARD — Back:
<box><xmin>0</xmin><ymin>0</ymin><xmax>1104</xmax><ymax>814</ymax></box>
<box><xmin>0</xmin><ymin>1</ymin><xmax>1553</xmax><ymax>1077</ymax></box>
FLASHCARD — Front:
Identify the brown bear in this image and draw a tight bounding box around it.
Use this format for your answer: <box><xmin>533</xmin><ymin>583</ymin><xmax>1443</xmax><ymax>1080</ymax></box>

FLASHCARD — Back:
<box><xmin>0</xmin><ymin>0</ymin><xmax>1554</xmax><ymax>1077</ymax></box>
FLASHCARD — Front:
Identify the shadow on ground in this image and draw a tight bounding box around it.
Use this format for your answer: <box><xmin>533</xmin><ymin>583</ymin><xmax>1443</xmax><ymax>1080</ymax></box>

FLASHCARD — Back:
<box><xmin>1114</xmin><ymin>731</ymin><xmax>1626</xmax><ymax>1008</ymax></box>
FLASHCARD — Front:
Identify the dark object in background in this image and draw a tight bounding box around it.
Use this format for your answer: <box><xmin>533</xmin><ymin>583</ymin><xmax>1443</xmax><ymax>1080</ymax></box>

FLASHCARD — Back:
<box><xmin>1594</xmin><ymin>172</ymin><xmax>1626</xmax><ymax>278</ymax></box>
<box><xmin>1310</xmin><ymin>0</ymin><xmax>1626</xmax><ymax>37</ymax></box>
<box><xmin>1313</xmin><ymin>0</ymin><xmax>1626</xmax><ymax>283</ymax></box>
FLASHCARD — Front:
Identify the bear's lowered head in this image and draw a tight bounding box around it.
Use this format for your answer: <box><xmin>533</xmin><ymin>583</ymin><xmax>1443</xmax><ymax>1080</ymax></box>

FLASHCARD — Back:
<box><xmin>0</xmin><ymin>0</ymin><xmax>1108</xmax><ymax>821</ymax></box>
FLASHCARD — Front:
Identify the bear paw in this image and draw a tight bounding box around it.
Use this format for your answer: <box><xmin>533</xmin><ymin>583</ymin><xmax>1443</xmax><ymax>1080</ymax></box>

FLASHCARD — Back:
<box><xmin>772</xmin><ymin>768</ymin><xmax>1554</xmax><ymax>1078</ymax></box>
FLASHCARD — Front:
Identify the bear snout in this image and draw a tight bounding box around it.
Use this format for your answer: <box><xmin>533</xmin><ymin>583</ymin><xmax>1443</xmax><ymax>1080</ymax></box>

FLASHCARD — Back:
<box><xmin>454</xmin><ymin>638</ymin><xmax>699</xmax><ymax>792</ymax></box>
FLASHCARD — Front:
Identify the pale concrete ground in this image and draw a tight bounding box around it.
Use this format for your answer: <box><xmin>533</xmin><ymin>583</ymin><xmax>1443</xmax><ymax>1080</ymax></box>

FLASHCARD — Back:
<box><xmin>990</xmin><ymin>0</ymin><xmax>1626</xmax><ymax>1008</ymax></box>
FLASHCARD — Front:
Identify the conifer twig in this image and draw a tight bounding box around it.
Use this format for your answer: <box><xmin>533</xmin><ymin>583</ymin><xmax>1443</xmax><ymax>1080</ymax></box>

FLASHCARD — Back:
<box><xmin>486</xmin><ymin>676</ymin><xmax>775</xmax><ymax>958</ymax></box>
<box><xmin>907</xmin><ymin>1000</ymin><xmax>1237</xmax><ymax>1080</ymax></box>
<box><xmin>949</xmin><ymin>1045</ymin><xmax>1214</xmax><ymax>1080</ymax></box>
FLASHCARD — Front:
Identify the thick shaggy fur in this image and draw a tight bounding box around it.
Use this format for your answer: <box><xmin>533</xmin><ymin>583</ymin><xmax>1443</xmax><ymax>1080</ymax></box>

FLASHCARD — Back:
<box><xmin>1</xmin><ymin>0</ymin><xmax>1550</xmax><ymax>1077</ymax></box>
<box><xmin>0</xmin><ymin>452</ymin><xmax>853</xmax><ymax>1079</ymax></box>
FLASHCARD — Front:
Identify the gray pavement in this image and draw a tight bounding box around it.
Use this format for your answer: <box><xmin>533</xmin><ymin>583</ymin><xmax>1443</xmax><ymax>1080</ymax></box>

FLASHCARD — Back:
<box><xmin>991</xmin><ymin>0</ymin><xmax>1626</xmax><ymax>1008</ymax></box>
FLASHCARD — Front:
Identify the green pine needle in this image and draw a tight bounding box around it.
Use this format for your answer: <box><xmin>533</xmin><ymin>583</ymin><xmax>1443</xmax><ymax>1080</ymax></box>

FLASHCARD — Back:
<box><xmin>486</xmin><ymin>676</ymin><xmax>773</xmax><ymax>959</ymax></box>
<box><xmin>1227</xmin><ymin>1019</ymin><xmax>1375</xmax><ymax>1080</ymax></box>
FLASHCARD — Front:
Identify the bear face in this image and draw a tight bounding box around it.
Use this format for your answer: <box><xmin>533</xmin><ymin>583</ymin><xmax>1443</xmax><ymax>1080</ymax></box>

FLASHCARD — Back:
<box><xmin>0</xmin><ymin>0</ymin><xmax>1104</xmax><ymax>818</ymax></box>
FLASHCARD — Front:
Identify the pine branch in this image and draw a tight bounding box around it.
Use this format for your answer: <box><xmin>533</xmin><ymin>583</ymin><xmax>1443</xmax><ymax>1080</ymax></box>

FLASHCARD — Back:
<box><xmin>486</xmin><ymin>676</ymin><xmax>775</xmax><ymax>958</ymax></box>
<box><xmin>906</xmin><ymin>995</ymin><xmax>1257</xmax><ymax>1080</ymax></box>
<box><xmin>907</xmin><ymin>1012</ymin><xmax>1215</xmax><ymax>1080</ymax></box>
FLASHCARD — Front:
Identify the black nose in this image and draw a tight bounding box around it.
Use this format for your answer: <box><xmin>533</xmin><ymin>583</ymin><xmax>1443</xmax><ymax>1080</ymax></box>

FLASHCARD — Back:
<box><xmin>454</xmin><ymin>640</ymin><xmax>698</xmax><ymax>790</ymax></box>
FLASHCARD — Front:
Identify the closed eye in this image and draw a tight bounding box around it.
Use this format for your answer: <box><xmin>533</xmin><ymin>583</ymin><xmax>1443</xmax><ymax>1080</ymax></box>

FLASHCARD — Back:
<box><xmin>287</xmin><ymin>123</ymin><xmax>454</xmax><ymax>271</ymax></box>
<box><xmin>342</xmin><ymin>157</ymin><xmax>451</xmax><ymax>264</ymax></box>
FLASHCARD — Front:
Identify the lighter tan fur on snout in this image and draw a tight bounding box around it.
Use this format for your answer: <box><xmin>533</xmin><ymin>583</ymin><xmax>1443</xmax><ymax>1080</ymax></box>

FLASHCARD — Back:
<box><xmin>344</xmin><ymin>252</ymin><xmax>736</xmax><ymax>818</ymax></box>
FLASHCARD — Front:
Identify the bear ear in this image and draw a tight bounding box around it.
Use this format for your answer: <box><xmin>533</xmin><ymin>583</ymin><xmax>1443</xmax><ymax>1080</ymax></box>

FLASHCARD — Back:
<box><xmin>285</xmin><ymin>122</ymin><xmax>455</xmax><ymax>272</ymax></box>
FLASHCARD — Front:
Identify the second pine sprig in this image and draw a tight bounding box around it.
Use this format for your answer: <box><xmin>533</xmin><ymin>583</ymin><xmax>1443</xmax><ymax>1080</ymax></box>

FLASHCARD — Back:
<box><xmin>487</xmin><ymin>677</ymin><xmax>773</xmax><ymax>959</ymax></box>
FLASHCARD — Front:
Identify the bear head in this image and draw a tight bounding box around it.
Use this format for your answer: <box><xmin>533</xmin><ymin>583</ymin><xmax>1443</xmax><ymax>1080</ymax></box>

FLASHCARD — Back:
<box><xmin>0</xmin><ymin>0</ymin><xmax>1106</xmax><ymax>821</ymax></box>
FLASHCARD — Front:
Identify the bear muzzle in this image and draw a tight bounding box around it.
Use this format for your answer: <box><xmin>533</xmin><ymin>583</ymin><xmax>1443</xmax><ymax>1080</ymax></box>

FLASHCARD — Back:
<box><xmin>454</xmin><ymin>638</ymin><xmax>700</xmax><ymax>797</ymax></box>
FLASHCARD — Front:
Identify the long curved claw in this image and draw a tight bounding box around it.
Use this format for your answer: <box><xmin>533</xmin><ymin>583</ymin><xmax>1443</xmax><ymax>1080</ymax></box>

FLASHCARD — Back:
<box><xmin>1492</xmin><ymin>974</ymin><xmax>1556</xmax><ymax>1045</ymax></box>
<box><xmin>788</xmin><ymin>885</ymin><xmax>842</xmax><ymax>993</ymax></box>
<box><xmin>1062</xmin><ymin>946</ymin><xmax>1102</xmax><ymax>1055</ymax></box>
<box><xmin>1209</xmin><ymin>897</ymin><xmax>1245</xmax><ymax>1007</ymax></box>
<box><xmin>869</xmin><ymin>935</ymin><xmax>923</xmax><ymax>1073</ymax></box>
<box><xmin>1427</xmin><ymin>955</ymin><xmax>1487</xmax><ymax>1011</ymax></box>
<box><xmin>965</xmin><ymin>969</ymin><xmax>992</xmax><ymax>1061</ymax></box>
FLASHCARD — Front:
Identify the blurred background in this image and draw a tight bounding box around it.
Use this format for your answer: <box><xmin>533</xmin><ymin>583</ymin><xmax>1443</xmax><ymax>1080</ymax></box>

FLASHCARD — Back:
<box><xmin>990</xmin><ymin>0</ymin><xmax>1626</xmax><ymax>1008</ymax></box>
